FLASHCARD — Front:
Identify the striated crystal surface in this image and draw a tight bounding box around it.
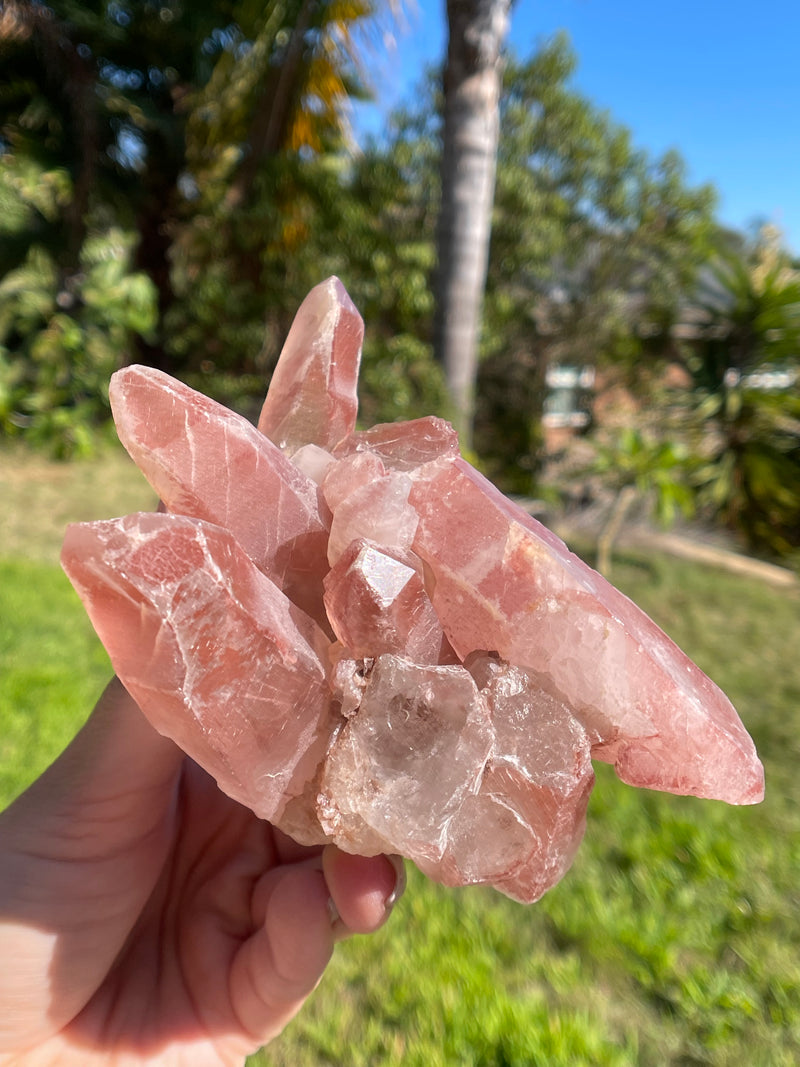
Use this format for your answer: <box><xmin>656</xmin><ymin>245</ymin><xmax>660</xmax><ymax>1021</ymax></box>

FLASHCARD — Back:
<box><xmin>258</xmin><ymin>277</ymin><xmax>363</xmax><ymax>455</ymax></box>
<box><xmin>323</xmin><ymin>538</ymin><xmax>446</xmax><ymax>664</ymax></box>
<box><xmin>110</xmin><ymin>365</ymin><xmax>331</xmax><ymax>629</ymax></box>
<box><xmin>62</xmin><ymin>276</ymin><xmax>765</xmax><ymax>905</ymax></box>
<box><xmin>61</xmin><ymin>512</ymin><xmax>334</xmax><ymax>822</ymax></box>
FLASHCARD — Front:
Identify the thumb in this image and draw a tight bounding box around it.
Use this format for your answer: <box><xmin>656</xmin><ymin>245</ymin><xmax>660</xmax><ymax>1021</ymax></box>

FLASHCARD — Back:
<box><xmin>228</xmin><ymin>862</ymin><xmax>335</xmax><ymax>1050</ymax></box>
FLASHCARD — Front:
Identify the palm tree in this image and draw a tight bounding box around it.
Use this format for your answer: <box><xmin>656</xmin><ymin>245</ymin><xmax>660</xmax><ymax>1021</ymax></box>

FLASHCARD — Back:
<box><xmin>433</xmin><ymin>0</ymin><xmax>513</xmax><ymax>446</ymax></box>
<box><xmin>688</xmin><ymin>227</ymin><xmax>800</xmax><ymax>555</ymax></box>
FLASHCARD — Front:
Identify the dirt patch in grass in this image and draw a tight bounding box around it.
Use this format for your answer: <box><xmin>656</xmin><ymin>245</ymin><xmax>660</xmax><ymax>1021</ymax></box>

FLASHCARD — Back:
<box><xmin>0</xmin><ymin>443</ymin><xmax>156</xmax><ymax>564</ymax></box>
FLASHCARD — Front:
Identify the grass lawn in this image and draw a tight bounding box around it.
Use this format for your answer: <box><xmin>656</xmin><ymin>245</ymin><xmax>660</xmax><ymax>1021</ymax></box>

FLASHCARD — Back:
<box><xmin>1</xmin><ymin>445</ymin><xmax>798</xmax><ymax>1065</ymax></box>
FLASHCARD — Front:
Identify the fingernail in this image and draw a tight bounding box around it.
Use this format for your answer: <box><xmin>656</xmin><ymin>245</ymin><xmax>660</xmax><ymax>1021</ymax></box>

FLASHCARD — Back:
<box><xmin>384</xmin><ymin>854</ymin><xmax>406</xmax><ymax>911</ymax></box>
<box><xmin>327</xmin><ymin>896</ymin><xmax>340</xmax><ymax>927</ymax></box>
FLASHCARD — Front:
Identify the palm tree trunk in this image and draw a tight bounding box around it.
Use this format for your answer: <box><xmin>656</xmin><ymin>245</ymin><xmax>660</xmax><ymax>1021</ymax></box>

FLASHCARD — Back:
<box><xmin>434</xmin><ymin>0</ymin><xmax>512</xmax><ymax>447</ymax></box>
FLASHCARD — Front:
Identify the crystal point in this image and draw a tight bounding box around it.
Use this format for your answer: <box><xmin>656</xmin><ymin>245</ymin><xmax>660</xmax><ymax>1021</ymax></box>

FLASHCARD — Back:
<box><xmin>110</xmin><ymin>365</ymin><xmax>331</xmax><ymax>628</ymax></box>
<box><xmin>323</xmin><ymin>538</ymin><xmax>446</xmax><ymax>663</ymax></box>
<box><xmin>409</xmin><ymin>458</ymin><xmax>764</xmax><ymax>806</ymax></box>
<box><xmin>258</xmin><ymin>276</ymin><xmax>363</xmax><ymax>454</ymax></box>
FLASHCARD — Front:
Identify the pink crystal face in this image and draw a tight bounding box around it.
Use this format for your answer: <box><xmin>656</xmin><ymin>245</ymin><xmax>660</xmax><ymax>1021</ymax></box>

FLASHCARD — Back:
<box><xmin>62</xmin><ymin>276</ymin><xmax>764</xmax><ymax>905</ymax></box>
<box><xmin>109</xmin><ymin>365</ymin><xmax>331</xmax><ymax>629</ymax></box>
<box><xmin>61</xmin><ymin>512</ymin><xmax>334</xmax><ymax>823</ymax></box>
<box><xmin>323</xmin><ymin>538</ymin><xmax>447</xmax><ymax>664</ymax></box>
<box><xmin>258</xmin><ymin>276</ymin><xmax>363</xmax><ymax>455</ymax></box>
<box><xmin>333</xmin><ymin>416</ymin><xmax>460</xmax><ymax>470</ymax></box>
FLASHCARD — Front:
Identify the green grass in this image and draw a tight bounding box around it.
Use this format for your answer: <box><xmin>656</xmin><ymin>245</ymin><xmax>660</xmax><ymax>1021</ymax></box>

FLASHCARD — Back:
<box><xmin>1</xmin><ymin>447</ymin><xmax>799</xmax><ymax>1065</ymax></box>
<box><xmin>0</xmin><ymin>558</ymin><xmax>113</xmax><ymax>798</ymax></box>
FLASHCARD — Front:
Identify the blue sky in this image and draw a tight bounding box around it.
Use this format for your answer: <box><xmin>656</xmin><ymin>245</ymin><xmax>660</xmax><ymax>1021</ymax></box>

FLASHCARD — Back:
<box><xmin>357</xmin><ymin>1</ymin><xmax>800</xmax><ymax>253</ymax></box>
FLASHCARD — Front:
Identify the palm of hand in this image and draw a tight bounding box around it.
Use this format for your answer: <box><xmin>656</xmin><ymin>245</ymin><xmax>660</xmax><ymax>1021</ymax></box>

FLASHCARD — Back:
<box><xmin>52</xmin><ymin>761</ymin><xmax>336</xmax><ymax>1066</ymax></box>
<box><xmin>1</xmin><ymin>683</ymin><xmax>398</xmax><ymax>1067</ymax></box>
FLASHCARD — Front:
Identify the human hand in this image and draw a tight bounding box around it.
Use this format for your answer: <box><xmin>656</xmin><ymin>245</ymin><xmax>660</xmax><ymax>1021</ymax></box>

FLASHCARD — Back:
<box><xmin>0</xmin><ymin>678</ymin><xmax>403</xmax><ymax>1065</ymax></box>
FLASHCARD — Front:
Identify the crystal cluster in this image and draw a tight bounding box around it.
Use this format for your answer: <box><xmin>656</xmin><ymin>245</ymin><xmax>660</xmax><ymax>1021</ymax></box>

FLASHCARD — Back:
<box><xmin>61</xmin><ymin>277</ymin><xmax>764</xmax><ymax>903</ymax></box>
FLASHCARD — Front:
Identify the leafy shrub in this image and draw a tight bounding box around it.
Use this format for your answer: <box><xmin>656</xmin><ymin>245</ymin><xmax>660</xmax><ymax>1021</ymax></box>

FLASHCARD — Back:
<box><xmin>686</xmin><ymin>232</ymin><xmax>800</xmax><ymax>557</ymax></box>
<box><xmin>0</xmin><ymin>231</ymin><xmax>157</xmax><ymax>457</ymax></box>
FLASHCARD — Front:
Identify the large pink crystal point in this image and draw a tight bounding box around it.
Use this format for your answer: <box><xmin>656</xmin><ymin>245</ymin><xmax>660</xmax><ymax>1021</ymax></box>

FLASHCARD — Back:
<box><xmin>334</xmin><ymin>416</ymin><xmax>461</xmax><ymax>471</ymax></box>
<box><xmin>323</xmin><ymin>538</ymin><xmax>447</xmax><ymax>664</ymax></box>
<box><xmin>258</xmin><ymin>277</ymin><xmax>364</xmax><ymax>455</ymax></box>
<box><xmin>319</xmin><ymin>655</ymin><xmax>494</xmax><ymax>867</ymax></box>
<box><xmin>409</xmin><ymin>457</ymin><xmax>765</xmax><ymax>806</ymax></box>
<box><xmin>109</xmin><ymin>365</ymin><xmax>331</xmax><ymax>628</ymax></box>
<box><xmin>61</xmin><ymin>512</ymin><xmax>334</xmax><ymax>822</ymax></box>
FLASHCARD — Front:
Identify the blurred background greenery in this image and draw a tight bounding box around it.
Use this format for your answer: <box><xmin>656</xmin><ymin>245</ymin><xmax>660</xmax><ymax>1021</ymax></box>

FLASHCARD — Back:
<box><xmin>1</xmin><ymin>0</ymin><xmax>798</xmax><ymax>558</ymax></box>
<box><xmin>1</xmin><ymin>2</ymin><xmax>799</xmax><ymax>1063</ymax></box>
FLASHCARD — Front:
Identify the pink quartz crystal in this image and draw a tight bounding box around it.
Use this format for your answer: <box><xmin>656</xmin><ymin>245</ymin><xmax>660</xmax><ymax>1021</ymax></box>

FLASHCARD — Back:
<box><xmin>110</xmin><ymin>365</ymin><xmax>332</xmax><ymax>629</ymax></box>
<box><xmin>61</xmin><ymin>512</ymin><xmax>334</xmax><ymax>823</ymax></box>
<box><xmin>333</xmin><ymin>415</ymin><xmax>460</xmax><ymax>471</ymax></box>
<box><xmin>61</xmin><ymin>276</ymin><xmax>765</xmax><ymax>905</ymax></box>
<box><xmin>323</xmin><ymin>538</ymin><xmax>447</xmax><ymax>664</ymax></box>
<box><xmin>408</xmin><ymin>458</ymin><xmax>764</xmax><ymax>806</ymax></box>
<box><xmin>258</xmin><ymin>276</ymin><xmax>363</xmax><ymax>454</ymax></box>
<box><xmin>325</xmin><ymin>466</ymin><xmax>419</xmax><ymax>566</ymax></box>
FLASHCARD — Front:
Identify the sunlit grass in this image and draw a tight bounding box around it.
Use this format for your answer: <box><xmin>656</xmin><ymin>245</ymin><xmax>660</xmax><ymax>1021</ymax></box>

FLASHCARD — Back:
<box><xmin>0</xmin><ymin>558</ymin><xmax>111</xmax><ymax>799</ymax></box>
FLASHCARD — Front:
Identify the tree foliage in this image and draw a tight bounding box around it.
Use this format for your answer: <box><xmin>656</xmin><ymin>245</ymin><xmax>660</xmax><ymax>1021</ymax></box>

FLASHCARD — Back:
<box><xmin>590</xmin><ymin>427</ymin><xmax>695</xmax><ymax>576</ymax></box>
<box><xmin>475</xmin><ymin>36</ymin><xmax>718</xmax><ymax>491</ymax></box>
<box><xmin>0</xmin><ymin>15</ymin><xmax>746</xmax><ymax>513</ymax></box>
<box><xmin>0</xmin><ymin>0</ymin><xmax>387</xmax><ymax>448</ymax></box>
<box><xmin>0</xmin><ymin>158</ymin><xmax>157</xmax><ymax>454</ymax></box>
<box><xmin>683</xmin><ymin>227</ymin><xmax>800</xmax><ymax>557</ymax></box>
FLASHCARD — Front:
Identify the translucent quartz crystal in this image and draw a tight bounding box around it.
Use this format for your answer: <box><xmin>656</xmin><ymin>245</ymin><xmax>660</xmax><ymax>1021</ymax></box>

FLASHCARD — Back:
<box><xmin>321</xmin><ymin>451</ymin><xmax>420</xmax><ymax>567</ymax></box>
<box><xmin>319</xmin><ymin>655</ymin><xmax>495</xmax><ymax>868</ymax></box>
<box><xmin>409</xmin><ymin>457</ymin><xmax>764</xmax><ymax>805</ymax></box>
<box><xmin>258</xmin><ymin>277</ymin><xmax>363</xmax><ymax>455</ymax></box>
<box><xmin>62</xmin><ymin>276</ymin><xmax>765</xmax><ymax>905</ymax></box>
<box><xmin>326</xmin><ymin>466</ymin><xmax>418</xmax><ymax>566</ymax></box>
<box><xmin>454</xmin><ymin>654</ymin><xmax>593</xmax><ymax>901</ymax></box>
<box><xmin>315</xmin><ymin>653</ymin><xmax>594</xmax><ymax>901</ymax></box>
<box><xmin>290</xmin><ymin>443</ymin><xmax>336</xmax><ymax>485</ymax></box>
<box><xmin>333</xmin><ymin>416</ymin><xmax>461</xmax><ymax>471</ymax></box>
<box><xmin>323</xmin><ymin>538</ymin><xmax>446</xmax><ymax>663</ymax></box>
<box><xmin>110</xmin><ymin>365</ymin><xmax>331</xmax><ymax>629</ymax></box>
<box><xmin>321</xmin><ymin>451</ymin><xmax>386</xmax><ymax>510</ymax></box>
<box><xmin>61</xmin><ymin>512</ymin><xmax>333</xmax><ymax>823</ymax></box>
